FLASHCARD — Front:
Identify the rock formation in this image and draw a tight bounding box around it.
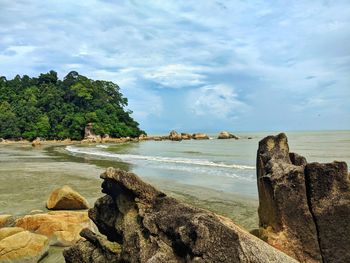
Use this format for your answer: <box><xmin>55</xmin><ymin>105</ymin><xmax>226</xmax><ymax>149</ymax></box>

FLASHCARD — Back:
<box><xmin>0</xmin><ymin>227</ymin><xmax>24</xmax><ymax>241</ymax></box>
<box><xmin>64</xmin><ymin>168</ymin><xmax>297</xmax><ymax>263</ymax></box>
<box><xmin>169</xmin><ymin>130</ymin><xmax>182</xmax><ymax>141</ymax></box>
<box><xmin>218</xmin><ymin>131</ymin><xmax>239</xmax><ymax>139</ymax></box>
<box><xmin>46</xmin><ymin>185</ymin><xmax>89</xmax><ymax>210</ymax></box>
<box><xmin>192</xmin><ymin>133</ymin><xmax>209</xmax><ymax>140</ymax></box>
<box><xmin>0</xmin><ymin>231</ymin><xmax>49</xmax><ymax>262</ymax></box>
<box><xmin>31</xmin><ymin>137</ymin><xmax>42</xmax><ymax>147</ymax></box>
<box><xmin>257</xmin><ymin>133</ymin><xmax>350</xmax><ymax>263</ymax></box>
<box><xmin>181</xmin><ymin>133</ymin><xmax>192</xmax><ymax>140</ymax></box>
<box><xmin>305</xmin><ymin>162</ymin><xmax>350</xmax><ymax>263</ymax></box>
<box><xmin>0</xmin><ymin>215</ymin><xmax>14</xmax><ymax>228</ymax></box>
<box><xmin>84</xmin><ymin>123</ymin><xmax>95</xmax><ymax>139</ymax></box>
<box><xmin>16</xmin><ymin>211</ymin><xmax>94</xmax><ymax>246</ymax></box>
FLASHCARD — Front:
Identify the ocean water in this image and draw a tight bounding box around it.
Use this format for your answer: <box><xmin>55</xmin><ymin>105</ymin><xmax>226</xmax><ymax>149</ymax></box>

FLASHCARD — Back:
<box><xmin>64</xmin><ymin>130</ymin><xmax>350</xmax><ymax>198</ymax></box>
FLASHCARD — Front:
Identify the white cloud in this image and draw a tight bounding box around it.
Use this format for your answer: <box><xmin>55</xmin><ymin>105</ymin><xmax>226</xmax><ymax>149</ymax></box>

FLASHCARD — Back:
<box><xmin>143</xmin><ymin>64</ymin><xmax>206</xmax><ymax>88</ymax></box>
<box><xmin>188</xmin><ymin>84</ymin><xmax>248</xmax><ymax>119</ymax></box>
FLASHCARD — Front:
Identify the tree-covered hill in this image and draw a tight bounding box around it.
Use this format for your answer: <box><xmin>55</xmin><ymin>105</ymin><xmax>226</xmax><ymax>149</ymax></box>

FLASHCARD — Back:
<box><xmin>0</xmin><ymin>71</ymin><xmax>145</xmax><ymax>140</ymax></box>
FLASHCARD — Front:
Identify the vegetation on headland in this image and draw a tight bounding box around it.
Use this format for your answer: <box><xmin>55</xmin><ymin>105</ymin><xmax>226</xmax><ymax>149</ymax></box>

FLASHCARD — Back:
<box><xmin>0</xmin><ymin>71</ymin><xmax>145</xmax><ymax>140</ymax></box>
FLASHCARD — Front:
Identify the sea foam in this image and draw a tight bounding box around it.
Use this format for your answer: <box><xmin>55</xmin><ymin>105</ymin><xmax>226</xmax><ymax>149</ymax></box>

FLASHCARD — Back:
<box><xmin>65</xmin><ymin>146</ymin><xmax>255</xmax><ymax>170</ymax></box>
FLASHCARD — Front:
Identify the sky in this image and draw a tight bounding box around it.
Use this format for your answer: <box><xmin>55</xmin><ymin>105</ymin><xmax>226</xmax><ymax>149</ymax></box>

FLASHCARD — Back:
<box><xmin>0</xmin><ymin>0</ymin><xmax>349</xmax><ymax>133</ymax></box>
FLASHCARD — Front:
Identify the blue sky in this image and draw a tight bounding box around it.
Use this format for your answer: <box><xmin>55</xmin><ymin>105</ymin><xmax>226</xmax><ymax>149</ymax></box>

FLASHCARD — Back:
<box><xmin>0</xmin><ymin>0</ymin><xmax>349</xmax><ymax>133</ymax></box>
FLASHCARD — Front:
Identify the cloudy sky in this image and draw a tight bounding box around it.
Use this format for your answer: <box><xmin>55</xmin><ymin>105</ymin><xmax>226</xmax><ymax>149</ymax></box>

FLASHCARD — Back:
<box><xmin>1</xmin><ymin>0</ymin><xmax>349</xmax><ymax>133</ymax></box>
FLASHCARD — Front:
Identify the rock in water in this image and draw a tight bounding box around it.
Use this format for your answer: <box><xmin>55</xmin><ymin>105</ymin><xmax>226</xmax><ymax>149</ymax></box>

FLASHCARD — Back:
<box><xmin>169</xmin><ymin>130</ymin><xmax>182</xmax><ymax>141</ymax></box>
<box><xmin>257</xmin><ymin>133</ymin><xmax>350</xmax><ymax>263</ymax></box>
<box><xmin>192</xmin><ymin>133</ymin><xmax>209</xmax><ymax>140</ymax></box>
<box><xmin>181</xmin><ymin>133</ymin><xmax>192</xmax><ymax>140</ymax></box>
<box><xmin>305</xmin><ymin>162</ymin><xmax>350</xmax><ymax>263</ymax></box>
<box><xmin>0</xmin><ymin>231</ymin><xmax>49</xmax><ymax>262</ymax></box>
<box><xmin>218</xmin><ymin>131</ymin><xmax>239</xmax><ymax>139</ymax></box>
<box><xmin>47</xmin><ymin>185</ymin><xmax>89</xmax><ymax>210</ymax></box>
<box><xmin>64</xmin><ymin>168</ymin><xmax>297</xmax><ymax>263</ymax></box>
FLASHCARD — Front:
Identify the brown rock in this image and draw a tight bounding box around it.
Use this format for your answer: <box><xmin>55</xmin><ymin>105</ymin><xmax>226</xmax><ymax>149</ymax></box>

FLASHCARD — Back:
<box><xmin>169</xmin><ymin>130</ymin><xmax>182</xmax><ymax>141</ymax></box>
<box><xmin>218</xmin><ymin>131</ymin><xmax>239</xmax><ymax>139</ymax></box>
<box><xmin>305</xmin><ymin>161</ymin><xmax>350</xmax><ymax>263</ymax></box>
<box><xmin>16</xmin><ymin>211</ymin><xmax>94</xmax><ymax>246</ymax></box>
<box><xmin>0</xmin><ymin>227</ymin><xmax>24</xmax><ymax>241</ymax></box>
<box><xmin>31</xmin><ymin>137</ymin><xmax>42</xmax><ymax>147</ymax></box>
<box><xmin>181</xmin><ymin>133</ymin><xmax>192</xmax><ymax>140</ymax></box>
<box><xmin>0</xmin><ymin>214</ymin><xmax>14</xmax><ymax>228</ymax></box>
<box><xmin>257</xmin><ymin>133</ymin><xmax>321</xmax><ymax>262</ymax></box>
<box><xmin>192</xmin><ymin>133</ymin><xmax>209</xmax><ymax>140</ymax></box>
<box><xmin>46</xmin><ymin>185</ymin><xmax>89</xmax><ymax>210</ymax></box>
<box><xmin>64</xmin><ymin>168</ymin><xmax>297</xmax><ymax>263</ymax></box>
<box><xmin>0</xmin><ymin>231</ymin><xmax>49</xmax><ymax>262</ymax></box>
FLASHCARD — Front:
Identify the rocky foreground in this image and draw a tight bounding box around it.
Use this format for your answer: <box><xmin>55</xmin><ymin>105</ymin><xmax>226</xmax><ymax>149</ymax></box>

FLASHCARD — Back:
<box><xmin>63</xmin><ymin>167</ymin><xmax>297</xmax><ymax>262</ymax></box>
<box><xmin>257</xmin><ymin>133</ymin><xmax>350</xmax><ymax>263</ymax></box>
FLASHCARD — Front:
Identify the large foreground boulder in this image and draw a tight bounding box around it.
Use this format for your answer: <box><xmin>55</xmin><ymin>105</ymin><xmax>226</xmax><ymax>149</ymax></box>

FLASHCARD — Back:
<box><xmin>0</xmin><ymin>231</ymin><xmax>49</xmax><ymax>262</ymax></box>
<box><xmin>64</xmin><ymin>168</ymin><xmax>297</xmax><ymax>263</ymax></box>
<box><xmin>0</xmin><ymin>227</ymin><xmax>24</xmax><ymax>241</ymax></box>
<box><xmin>257</xmin><ymin>133</ymin><xmax>350</xmax><ymax>263</ymax></box>
<box><xmin>16</xmin><ymin>211</ymin><xmax>94</xmax><ymax>246</ymax></box>
<box><xmin>47</xmin><ymin>185</ymin><xmax>89</xmax><ymax>210</ymax></box>
<box><xmin>305</xmin><ymin>162</ymin><xmax>350</xmax><ymax>263</ymax></box>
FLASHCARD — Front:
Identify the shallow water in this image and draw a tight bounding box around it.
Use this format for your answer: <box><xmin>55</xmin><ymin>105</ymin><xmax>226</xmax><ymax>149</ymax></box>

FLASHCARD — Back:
<box><xmin>64</xmin><ymin>130</ymin><xmax>350</xmax><ymax>198</ymax></box>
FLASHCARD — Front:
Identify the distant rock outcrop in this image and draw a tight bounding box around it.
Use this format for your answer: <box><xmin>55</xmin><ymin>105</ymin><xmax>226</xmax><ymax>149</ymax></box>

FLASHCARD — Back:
<box><xmin>181</xmin><ymin>133</ymin><xmax>192</xmax><ymax>140</ymax></box>
<box><xmin>192</xmin><ymin>133</ymin><xmax>209</xmax><ymax>140</ymax></box>
<box><xmin>63</xmin><ymin>168</ymin><xmax>297</xmax><ymax>263</ymax></box>
<box><xmin>169</xmin><ymin>130</ymin><xmax>182</xmax><ymax>141</ymax></box>
<box><xmin>46</xmin><ymin>185</ymin><xmax>89</xmax><ymax>210</ymax></box>
<box><xmin>31</xmin><ymin>137</ymin><xmax>42</xmax><ymax>147</ymax></box>
<box><xmin>218</xmin><ymin>131</ymin><xmax>239</xmax><ymax>139</ymax></box>
<box><xmin>257</xmin><ymin>133</ymin><xmax>350</xmax><ymax>263</ymax></box>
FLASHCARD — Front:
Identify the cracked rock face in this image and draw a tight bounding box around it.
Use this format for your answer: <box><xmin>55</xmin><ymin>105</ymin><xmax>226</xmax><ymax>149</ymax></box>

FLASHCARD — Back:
<box><xmin>64</xmin><ymin>168</ymin><xmax>297</xmax><ymax>263</ymax></box>
<box><xmin>257</xmin><ymin>133</ymin><xmax>350</xmax><ymax>263</ymax></box>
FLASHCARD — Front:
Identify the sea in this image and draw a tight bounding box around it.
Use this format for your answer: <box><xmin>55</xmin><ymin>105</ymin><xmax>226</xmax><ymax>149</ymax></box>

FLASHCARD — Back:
<box><xmin>65</xmin><ymin>130</ymin><xmax>350</xmax><ymax>199</ymax></box>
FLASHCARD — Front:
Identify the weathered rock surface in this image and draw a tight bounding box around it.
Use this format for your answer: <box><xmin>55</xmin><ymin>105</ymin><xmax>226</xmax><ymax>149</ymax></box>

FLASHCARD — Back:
<box><xmin>218</xmin><ymin>131</ymin><xmax>239</xmax><ymax>139</ymax></box>
<box><xmin>0</xmin><ymin>215</ymin><xmax>14</xmax><ymax>228</ymax></box>
<box><xmin>305</xmin><ymin>161</ymin><xmax>350</xmax><ymax>263</ymax></box>
<box><xmin>46</xmin><ymin>185</ymin><xmax>89</xmax><ymax>210</ymax></box>
<box><xmin>192</xmin><ymin>133</ymin><xmax>209</xmax><ymax>140</ymax></box>
<box><xmin>169</xmin><ymin>130</ymin><xmax>182</xmax><ymax>141</ymax></box>
<box><xmin>257</xmin><ymin>133</ymin><xmax>350</xmax><ymax>263</ymax></box>
<box><xmin>0</xmin><ymin>227</ymin><xmax>24</xmax><ymax>241</ymax></box>
<box><xmin>0</xmin><ymin>231</ymin><xmax>49</xmax><ymax>263</ymax></box>
<box><xmin>64</xmin><ymin>168</ymin><xmax>297</xmax><ymax>263</ymax></box>
<box><xmin>16</xmin><ymin>211</ymin><xmax>94</xmax><ymax>246</ymax></box>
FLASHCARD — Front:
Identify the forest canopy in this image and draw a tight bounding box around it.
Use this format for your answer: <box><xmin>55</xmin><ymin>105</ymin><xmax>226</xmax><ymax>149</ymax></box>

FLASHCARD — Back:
<box><xmin>0</xmin><ymin>70</ymin><xmax>145</xmax><ymax>140</ymax></box>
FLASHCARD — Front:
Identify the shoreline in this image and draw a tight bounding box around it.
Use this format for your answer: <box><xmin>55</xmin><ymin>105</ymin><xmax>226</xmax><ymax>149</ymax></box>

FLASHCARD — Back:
<box><xmin>0</xmin><ymin>142</ymin><xmax>258</xmax><ymax>231</ymax></box>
